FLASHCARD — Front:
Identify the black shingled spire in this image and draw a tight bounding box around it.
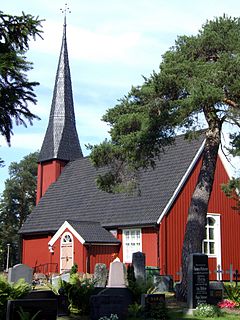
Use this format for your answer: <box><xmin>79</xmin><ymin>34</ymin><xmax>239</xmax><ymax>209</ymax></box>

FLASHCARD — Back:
<box><xmin>38</xmin><ymin>16</ymin><xmax>83</xmax><ymax>162</ymax></box>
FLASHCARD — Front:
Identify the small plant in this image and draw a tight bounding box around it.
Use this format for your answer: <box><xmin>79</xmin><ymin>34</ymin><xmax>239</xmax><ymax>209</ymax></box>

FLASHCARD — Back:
<box><xmin>98</xmin><ymin>314</ymin><xmax>119</xmax><ymax>320</ymax></box>
<box><xmin>70</xmin><ymin>263</ymin><xmax>78</xmax><ymax>275</ymax></box>
<box><xmin>0</xmin><ymin>275</ymin><xmax>31</xmax><ymax>320</ymax></box>
<box><xmin>128</xmin><ymin>302</ymin><xmax>143</xmax><ymax>318</ymax></box>
<box><xmin>59</xmin><ymin>273</ymin><xmax>95</xmax><ymax>315</ymax></box>
<box><xmin>145</xmin><ymin>301</ymin><xmax>169</xmax><ymax>320</ymax></box>
<box><xmin>218</xmin><ymin>299</ymin><xmax>239</xmax><ymax>308</ymax></box>
<box><xmin>17</xmin><ymin>307</ymin><xmax>41</xmax><ymax>320</ymax></box>
<box><xmin>194</xmin><ymin>303</ymin><xmax>221</xmax><ymax>318</ymax></box>
<box><xmin>224</xmin><ymin>283</ymin><xmax>240</xmax><ymax>304</ymax></box>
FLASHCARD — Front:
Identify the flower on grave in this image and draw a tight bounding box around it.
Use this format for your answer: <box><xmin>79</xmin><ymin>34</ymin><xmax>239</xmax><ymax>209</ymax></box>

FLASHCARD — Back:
<box><xmin>218</xmin><ymin>299</ymin><xmax>238</xmax><ymax>308</ymax></box>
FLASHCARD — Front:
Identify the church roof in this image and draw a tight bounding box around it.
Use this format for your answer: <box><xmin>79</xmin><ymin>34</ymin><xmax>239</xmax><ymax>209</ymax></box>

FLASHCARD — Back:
<box><xmin>20</xmin><ymin>133</ymin><xmax>205</xmax><ymax>235</ymax></box>
<box><xmin>38</xmin><ymin>18</ymin><xmax>83</xmax><ymax>162</ymax></box>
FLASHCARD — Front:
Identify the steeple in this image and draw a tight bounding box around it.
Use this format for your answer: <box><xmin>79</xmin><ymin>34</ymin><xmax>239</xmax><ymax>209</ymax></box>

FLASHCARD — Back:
<box><xmin>36</xmin><ymin>16</ymin><xmax>83</xmax><ymax>204</ymax></box>
<box><xmin>38</xmin><ymin>17</ymin><xmax>83</xmax><ymax>162</ymax></box>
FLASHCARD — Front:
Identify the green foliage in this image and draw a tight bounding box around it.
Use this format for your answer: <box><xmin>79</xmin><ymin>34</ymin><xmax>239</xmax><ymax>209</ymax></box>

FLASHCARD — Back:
<box><xmin>194</xmin><ymin>303</ymin><xmax>222</xmax><ymax>318</ymax></box>
<box><xmin>128</xmin><ymin>277</ymin><xmax>154</xmax><ymax>304</ymax></box>
<box><xmin>59</xmin><ymin>273</ymin><xmax>95</xmax><ymax>315</ymax></box>
<box><xmin>0</xmin><ymin>11</ymin><xmax>43</xmax><ymax>145</ymax></box>
<box><xmin>224</xmin><ymin>283</ymin><xmax>240</xmax><ymax>304</ymax></box>
<box><xmin>17</xmin><ymin>307</ymin><xmax>41</xmax><ymax>320</ymax></box>
<box><xmin>145</xmin><ymin>301</ymin><xmax>169</xmax><ymax>320</ymax></box>
<box><xmin>0</xmin><ymin>151</ymin><xmax>38</xmax><ymax>269</ymax></box>
<box><xmin>90</xmin><ymin>15</ymin><xmax>240</xmax><ymax>194</ymax></box>
<box><xmin>0</xmin><ymin>275</ymin><xmax>31</xmax><ymax>320</ymax></box>
<box><xmin>70</xmin><ymin>263</ymin><xmax>78</xmax><ymax>275</ymax></box>
<box><xmin>128</xmin><ymin>302</ymin><xmax>143</xmax><ymax>318</ymax></box>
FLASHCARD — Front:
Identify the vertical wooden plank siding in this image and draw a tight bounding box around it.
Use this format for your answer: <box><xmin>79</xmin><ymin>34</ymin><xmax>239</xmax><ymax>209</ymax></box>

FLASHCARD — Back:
<box><xmin>142</xmin><ymin>227</ymin><xmax>158</xmax><ymax>267</ymax></box>
<box><xmin>22</xmin><ymin>234</ymin><xmax>51</xmax><ymax>270</ymax></box>
<box><xmin>161</xmin><ymin>155</ymin><xmax>240</xmax><ymax>281</ymax></box>
<box><xmin>36</xmin><ymin>160</ymin><xmax>66</xmax><ymax>204</ymax></box>
<box><xmin>89</xmin><ymin>245</ymin><xmax>120</xmax><ymax>273</ymax></box>
<box><xmin>208</xmin><ymin>158</ymin><xmax>240</xmax><ymax>280</ymax></box>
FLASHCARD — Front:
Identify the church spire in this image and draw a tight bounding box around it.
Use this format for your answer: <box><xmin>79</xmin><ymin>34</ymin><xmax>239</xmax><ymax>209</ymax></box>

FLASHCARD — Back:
<box><xmin>38</xmin><ymin>15</ymin><xmax>83</xmax><ymax>162</ymax></box>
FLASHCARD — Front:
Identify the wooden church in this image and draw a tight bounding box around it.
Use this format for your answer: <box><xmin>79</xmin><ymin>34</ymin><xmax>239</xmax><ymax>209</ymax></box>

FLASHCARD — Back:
<box><xmin>19</xmin><ymin>19</ymin><xmax>240</xmax><ymax>281</ymax></box>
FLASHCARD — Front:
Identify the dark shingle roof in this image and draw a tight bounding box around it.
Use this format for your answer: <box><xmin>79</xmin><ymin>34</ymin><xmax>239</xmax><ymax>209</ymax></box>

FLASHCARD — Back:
<box><xmin>66</xmin><ymin>220</ymin><xmax>120</xmax><ymax>244</ymax></box>
<box><xmin>38</xmin><ymin>21</ymin><xmax>82</xmax><ymax>162</ymax></box>
<box><xmin>20</xmin><ymin>134</ymin><xmax>204</xmax><ymax>234</ymax></box>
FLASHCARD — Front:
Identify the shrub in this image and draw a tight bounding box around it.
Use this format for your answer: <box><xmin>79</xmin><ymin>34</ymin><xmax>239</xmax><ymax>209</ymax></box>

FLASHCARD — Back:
<box><xmin>224</xmin><ymin>283</ymin><xmax>240</xmax><ymax>304</ymax></box>
<box><xmin>145</xmin><ymin>301</ymin><xmax>169</xmax><ymax>320</ymax></box>
<box><xmin>128</xmin><ymin>302</ymin><xmax>143</xmax><ymax>318</ymax></box>
<box><xmin>0</xmin><ymin>275</ymin><xmax>31</xmax><ymax>320</ymax></box>
<box><xmin>128</xmin><ymin>277</ymin><xmax>154</xmax><ymax>304</ymax></box>
<box><xmin>194</xmin><ymin>303</ymin><xmax>221</xmax><ymax>318</ymax></box>
<box><xmin>59</xmin><ymin>273</ymin><xmax>95</xmax><ymax>315</ymax></box>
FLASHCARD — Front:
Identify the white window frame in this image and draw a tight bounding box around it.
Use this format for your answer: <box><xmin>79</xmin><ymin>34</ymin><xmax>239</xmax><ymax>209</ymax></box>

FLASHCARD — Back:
<box><xmin>202</xmin><ymin>213</ymin><xmax>222</xmax><ymax>279</ymax></box>
<box><xmin>122</xmin><ymin>228</ymin><xmax>142</xmax><ymax>263</ymax></box>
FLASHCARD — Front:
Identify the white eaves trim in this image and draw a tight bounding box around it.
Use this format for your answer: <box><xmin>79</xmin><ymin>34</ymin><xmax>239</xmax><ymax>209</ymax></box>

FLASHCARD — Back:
<box><xmin>48</xmin><ymin>221</ymin><xmax>85</xmax><ymax>246</ymax></box>
<box><xmin>157</xmin><ymin>140</ymin><xmax>205</xmax><ymax>224</ymax></box>
<box><xmin>218</xmin><ymin>148</ymin><xmax>233</xmax><ymax>179</ymax></box>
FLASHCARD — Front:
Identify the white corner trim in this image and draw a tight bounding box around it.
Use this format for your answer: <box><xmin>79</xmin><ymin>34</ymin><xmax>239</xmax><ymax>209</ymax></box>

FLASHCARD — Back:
<box><xmin>218</xmin><ymin>148</ymin><xmax>233</xmax><ymax>179</ymax></box>
<box><xmin>48</xmin><ymin>221</ymin><xmax>85</xmax><ymax>246</ymax></box>
<box><xmin>157</xmin><ymin>140</ymin><xmax>205</xmax><ymax>224</ymax></box>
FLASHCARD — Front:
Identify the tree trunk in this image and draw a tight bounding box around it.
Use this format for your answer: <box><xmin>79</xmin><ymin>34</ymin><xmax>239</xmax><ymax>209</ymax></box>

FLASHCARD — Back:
<box><xmin>178</xmin><ymin>121</ymin><xmax>222</xmax><ymax>300</ymax></box>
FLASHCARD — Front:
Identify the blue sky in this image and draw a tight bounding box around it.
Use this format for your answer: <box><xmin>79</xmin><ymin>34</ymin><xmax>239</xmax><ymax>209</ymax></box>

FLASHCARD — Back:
<box><xmin>0</xmin><ymin>0</ymin><xmax>240</xmax><ymax>193</ymax></box>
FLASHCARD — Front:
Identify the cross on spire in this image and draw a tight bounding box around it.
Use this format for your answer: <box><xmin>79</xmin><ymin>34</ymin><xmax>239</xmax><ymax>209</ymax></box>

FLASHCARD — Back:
<box><xmin>60</xmin><ymin>3</ymin><xmax>71</xmax><ymax>26</ymax></box>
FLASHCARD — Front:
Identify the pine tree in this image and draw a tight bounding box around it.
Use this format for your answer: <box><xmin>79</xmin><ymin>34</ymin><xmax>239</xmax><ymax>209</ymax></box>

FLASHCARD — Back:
<box><xmin>0</xmin><ymin>11</ymin><xmax>43</xmax><ymax>145</ymax></box>
<box><xmin>0</xmin><ymin>152</ymin><xmax>38</xmax><ymax>269</ymax></box>
<box><xmin>90</xmin><ymin>15</ymin><xmax>240</xmax><ymax>299</ymax></box>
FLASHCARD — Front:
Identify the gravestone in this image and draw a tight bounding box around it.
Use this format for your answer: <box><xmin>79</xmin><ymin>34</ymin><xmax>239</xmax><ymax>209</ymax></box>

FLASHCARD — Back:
<box><xmin>208</xmin><ymin>282</ymin><xmax>224</xmax><ymax>305</ymax></box>
<box><xmin>153</xmin><ymin>275</ymin><xmax>173</xmax><ymax>292</ymax></box>
<box><xmin>90</xmin><ymin>287</ymin><xmax>132</xmax><ymax>320</ymax></box>
<box><xmin>132</xmin><ymin>251</ymin><xmax>146</xmax><ymax>281</ymax></box>
<box><xmin>8</xmin><ymin>264</ymin><xmax>33</xmax><ymax>284</ymax></box>
<box><xmin>187</xmin><ymin>253</ymin><xmax>209</xmax><ymax>310</ymax></box>
<box><xmin>107</xmin><ymin>258</ymin><xmax>126</xmax><ymax>288</ymax></box>
<box><xmin>142</xmin><ymin>294</ymin><xmax>166</xmax><ymax>319</ymax></box>
<box><xmin>94</xmin><ymin>263</ymin><xmax>108</xmax><ymax>287</ymax></box>
<box><xmin>6</xmin><ymin>299</ymin><xmax>57</xmax><ymax>320</ymax></box>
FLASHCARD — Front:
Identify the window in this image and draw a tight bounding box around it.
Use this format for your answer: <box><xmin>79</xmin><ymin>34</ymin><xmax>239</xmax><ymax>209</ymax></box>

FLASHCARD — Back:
<box><xmin>62</xmin><ymin>233</ymin><xmax>72</xmax><ymax>243</ymax></box>
<box><xmin>203</xmin><ymin>217</ymin><xmax>216</xmax><ymax>255</ymax></box>
<box><xmin>123</xmin><ymin>229</ymin><xmax>142</xmax><ymax>263</ymax></box>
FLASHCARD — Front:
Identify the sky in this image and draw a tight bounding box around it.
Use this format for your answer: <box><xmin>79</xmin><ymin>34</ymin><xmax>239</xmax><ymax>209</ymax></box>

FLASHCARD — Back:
<box><xmin>0</xmin><ymin>0</ymin><xmax>240</xmax><ymax>193</ymax></box>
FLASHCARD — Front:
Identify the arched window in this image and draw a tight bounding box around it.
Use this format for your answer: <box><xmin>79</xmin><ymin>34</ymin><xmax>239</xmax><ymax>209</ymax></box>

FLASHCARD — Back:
<box><xmin>203</xmin><ymin>217</ymin><xmax>216</xmax><ymax>255</ymax></box>
<box><xmin>62</xmin><ymin>233</ymin><xmax>72</xmax><ymax>244</ymax></box>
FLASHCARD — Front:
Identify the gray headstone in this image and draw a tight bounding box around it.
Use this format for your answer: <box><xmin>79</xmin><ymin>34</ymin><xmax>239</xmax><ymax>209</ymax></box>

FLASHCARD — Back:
<box><xmin>153</xmin><ymin>275</ymin><xmax>173</xmax><ymax>292</ymax></box>
<box><xmin>94</xmin><ymin>263</ymin><xmax>108</xmax><ymax>287</ymax></box>
<box><xmin>8</xmin><ymin>264</ymin><xmax>33</xmax><ymax>284</ymax></box>
<box><xmin>208</xmin><ymin>281</ymin><xmax>224</xmax><ymax>305</ymax></box>
<box><xmin>132</xmin><ymin>252</ymin><xmax>146</xmax><ymax>281</ymax></box>
<box><xmin>107</xmin><ymin>258</ymin><xmax>126</xmax><ymax>288</ymax></box>
<box><xmin>51</xmin><ymin>272</ymin><xmax>70</xmax><ymax>289</ymax></box>
<box><xmin>187</xmin><ymin>254</ymin><xmax>209</xmax><ymax>309</ymax></box>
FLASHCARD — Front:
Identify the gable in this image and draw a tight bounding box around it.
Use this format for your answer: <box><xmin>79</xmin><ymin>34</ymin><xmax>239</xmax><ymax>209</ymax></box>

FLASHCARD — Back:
<box><xmin>49</xmin><ymin>220</ymin><xmax>120</xmax><ymax>247</ymax></box>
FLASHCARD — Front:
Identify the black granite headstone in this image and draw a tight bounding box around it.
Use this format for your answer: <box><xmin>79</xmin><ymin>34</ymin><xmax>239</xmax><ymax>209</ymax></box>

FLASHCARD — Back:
<box><xmin>187</xmin><ymin>253</ymin><xmax>209</xmax><ymax>309</ymax></box>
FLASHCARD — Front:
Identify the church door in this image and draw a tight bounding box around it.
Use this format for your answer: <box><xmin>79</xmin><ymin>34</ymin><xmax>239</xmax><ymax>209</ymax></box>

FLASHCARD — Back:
<box><xmin>60</xmin><ymin>232</ymin><xmax>74</xmax><ymax>273</ymax></box>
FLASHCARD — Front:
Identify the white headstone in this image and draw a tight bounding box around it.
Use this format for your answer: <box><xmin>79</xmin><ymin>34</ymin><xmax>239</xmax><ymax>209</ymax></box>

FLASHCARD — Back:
<box><xmin>107</xmin><ymin>258</ymin><xmax>126</xmax><ymax>288</ymax></box>
<box><xmin>8</xmin><ymin>264</ymin><xmax>33</xmax><ymax>284</ymax></box>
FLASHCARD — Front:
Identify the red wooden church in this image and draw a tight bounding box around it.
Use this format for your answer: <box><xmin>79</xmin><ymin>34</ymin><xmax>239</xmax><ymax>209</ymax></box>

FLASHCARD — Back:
<box><xmin>20</xmin><ymin>20</ymin><xmax>240</xmax><ymax>281</ymax></box>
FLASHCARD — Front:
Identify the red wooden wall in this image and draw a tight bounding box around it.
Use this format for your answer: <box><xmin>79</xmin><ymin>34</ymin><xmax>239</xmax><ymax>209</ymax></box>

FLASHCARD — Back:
<box><xmin>36</xmin><ymin>160</ymin><xmax>66</xmax><ymax>204</ymax></box>
<box><xmin>160</xmin><ymin>155</ymin><xmax>240</xmax><ymax>281</ymax></box>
